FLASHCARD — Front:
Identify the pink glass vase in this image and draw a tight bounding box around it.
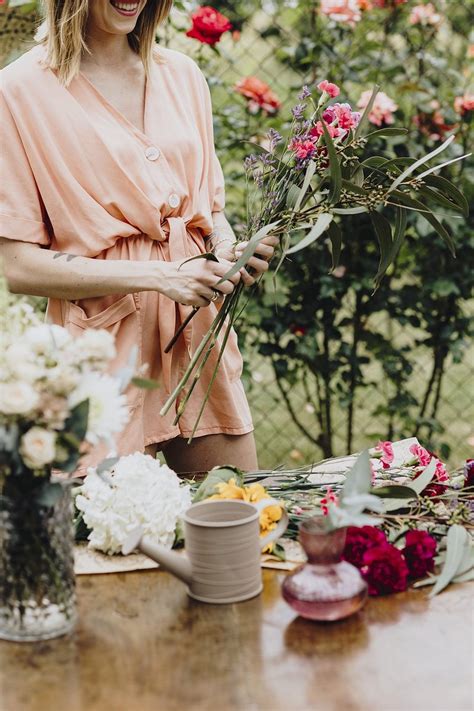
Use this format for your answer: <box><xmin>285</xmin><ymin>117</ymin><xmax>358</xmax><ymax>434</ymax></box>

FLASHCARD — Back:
<box><xmin>282</xmin><ymin>518</ymin><xmax>367</xmax><ymax>621</ymax></box>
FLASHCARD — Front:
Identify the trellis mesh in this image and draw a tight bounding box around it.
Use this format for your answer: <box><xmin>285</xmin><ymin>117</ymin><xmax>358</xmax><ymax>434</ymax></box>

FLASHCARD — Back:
<box><xmin>1</xmin><ymin>2</ymin><xmax>472</xmax><ymax>468</ymax></box>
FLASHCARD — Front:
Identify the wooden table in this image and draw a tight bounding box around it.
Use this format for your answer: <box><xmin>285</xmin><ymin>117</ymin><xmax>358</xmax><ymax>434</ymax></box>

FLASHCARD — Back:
<box><xmin>0</xmin><ymin>570</ymin><xmax>472</xmax><ymax>711</ymax></box>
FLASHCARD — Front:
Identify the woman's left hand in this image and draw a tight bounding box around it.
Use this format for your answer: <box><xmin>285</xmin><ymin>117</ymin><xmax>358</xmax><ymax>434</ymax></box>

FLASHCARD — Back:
<box><xmin>215</xmin><ymin>234</ymin><xmax>279</xmax><ymax>286</ymax></box>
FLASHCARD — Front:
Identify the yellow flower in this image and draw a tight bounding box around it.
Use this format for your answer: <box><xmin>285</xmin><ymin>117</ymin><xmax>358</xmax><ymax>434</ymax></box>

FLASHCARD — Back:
<box><xmin>208</xmin><ymin>478</ymin><xmax>246</xmax><ymax>501</ymax></box>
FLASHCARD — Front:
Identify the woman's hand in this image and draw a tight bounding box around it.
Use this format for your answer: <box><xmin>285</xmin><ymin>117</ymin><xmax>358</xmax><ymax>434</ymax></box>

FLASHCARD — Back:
<box><xmin>160</xmin><ymin>257</ymin><xmax>241</xmax><ymax>307</ymax></box>
<box><xmin>215</xmin><ymin>234</ymin><xmax>279</xmax><ymax>286</ymax></box>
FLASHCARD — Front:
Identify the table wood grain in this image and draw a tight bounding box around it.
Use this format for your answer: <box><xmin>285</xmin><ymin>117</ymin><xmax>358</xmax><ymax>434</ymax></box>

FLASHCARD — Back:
<box><xmin>0</xmin><ymin>570</ymin><xmax>472</xmax><ymax>711</ymax></box>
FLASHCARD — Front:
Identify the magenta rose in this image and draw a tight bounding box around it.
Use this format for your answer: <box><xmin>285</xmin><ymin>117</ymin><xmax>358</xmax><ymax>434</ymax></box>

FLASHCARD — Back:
<box><xmin>362</xmin><ymin>543</ymin><xmax>408</xmax><ymax>596</ymax></box>
<box><xmin>343</xmin><ymin>525</ymin><xmax>387</xmax><ymax>568</ymax></box>
<box><xmin>402</xmin><ymin>530</ymin><xmax>437</xmax><ymax>579</ymax></box>
<box><xmin>186</xmin><ymin>6</ymin><xmax>232</xmax><ymax>46</ymax></box>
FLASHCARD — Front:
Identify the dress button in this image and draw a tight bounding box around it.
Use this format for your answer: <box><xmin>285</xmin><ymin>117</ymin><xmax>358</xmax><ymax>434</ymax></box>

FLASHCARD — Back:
<box><xmin>145</xmin><ymin>146</ymin><xmax>160</xmax><ymax>161</ymax></box>
<box><xmin>168</xmin><ymin>193</ymin><xmax>180</xmax><ymax>209</ymax></box>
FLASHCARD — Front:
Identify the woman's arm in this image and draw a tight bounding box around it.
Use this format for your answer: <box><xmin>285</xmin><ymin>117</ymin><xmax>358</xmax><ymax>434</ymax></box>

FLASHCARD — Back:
<box><xmin>0</xmin><ymin>237</ymin><xmax>239</xmax><ymax>307</ymax></box>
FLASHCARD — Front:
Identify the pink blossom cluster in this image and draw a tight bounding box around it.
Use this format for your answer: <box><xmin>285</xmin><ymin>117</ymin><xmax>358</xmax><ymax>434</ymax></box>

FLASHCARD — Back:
<box><xmin>409</xmin><ymin>3</ymin><xmax>442</xmax><ymax>27</ymax></box>
<box><xmin>320</xmin><ymin>0</ymin><xmax>366</xmax><ymax>26</ymax></box>
<box><xmin>289</xmin><ymin>80</ymin><xmax>361</xmax><ymax>162</ymax></box>
<box><xmin>454</xmin><ymin>93</ymin><xmax>474</xmax><ymax>116</ymax></box>
<box><xmin>409</xmin><ymin>443</ymin><xmax>448</xmax><ymax>483</ymax></box>
<box><xmin>358</xmin><ymin>89</ymin><xmax>398</xmax><ymax>126</ymax></box>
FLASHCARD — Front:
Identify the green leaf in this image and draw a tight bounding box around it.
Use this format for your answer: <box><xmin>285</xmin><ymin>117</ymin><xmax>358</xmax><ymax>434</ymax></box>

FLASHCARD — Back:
<box><xmin>192</xmin><ymin>466</ymin><xmax>245</xmax><ymax>502</ymax></box>
<box><xmin>286</xmin><ymin>213</ymin><xmax>333</xmax><ymax>254</ymax></box>
<box><xmin>178</xmin><ymin>252</ymin><xmax>219</xmax><ymax>269</ymax></box>
<box><xmin>341</xmin><ymin>179</ymin><xmax>369</xmax><ymax>196</ymax></box>
<box><xmin>371</xmin><ymin>485</ymin><xmax>417</xmax><ymax>499</ymax></box>
<box><xmin>321</xmin><ymin>120</ymin><xmax>342</xmax><ymax>203</ymax></box>
<box><xmin>430</xmin><ymin>525</ymin><xmax>470</xmax><ymax>597</ymax></box>
<box><xmin>36</xmin><ymin>481</ymin><xmax>64</xmax><ymax>508</ymax></box>
<box><xmin>419</xmin><ymin>186</ymin><xmax>465</xmax><ymax>215</ymax></box>
<box><xmin>370</xmin><ymin>211</ymin><xmax>393</xmax><ymax>286</ymax></box>
<box><xmin>333</xmin><ymin>206</ymin><xmax>367</xmax><ymax>215</ymax></box>
<box><xmin>391</xmin><ymin>191</ymin><xmax>456</xmax><ymax>256</ymax></box>
<box><xmin>96</xmin><ymin>457</ymin><xmax>119</xmax><ymax>475</ymax></box>
<box><xmin>286</xmin><ymin>184</ymin><xmax>302</xmax><ymax>209</ymax></box>
<box><xmin>216</xmin><ymin>221</ymin><xmax>280</xmax><ymax>284</ymax></box>
<box><xmin>388</xmin><ymin>135</ymin><xmax>455</xmax><ymax>192</ymax></box>
<box><xmin>366</xmin><ymin>128</ymin><xmax>408</xmax><ymax>140</ymax></box>
<box><xmin>423</xmin><ymin>175</ymin><xmax>470</xmax><ymax>217</ymax></box>
<box><xmin>64</xmin><ymin>399</ymin><xmax>89</xmax><ymax>442</ymax></box>
<box><xmin>294</xmin><ymin>160</ymin><xmax>316</xmax><ymax>212</ymax></box>
<box><xmin>390</xmin><ymin>206</ymin><xmax>408</xmax><ymax>263</ymax></box>
<box><xmin>342</xmin><ymin>450</ymin><xmax>372</xmax><ymax>500</ymax></box>
<box><xmin>361</xmin><ymin>156</ymin><xmax>387</xmax><ymax>168</ymax></box>
<box><xmin>327</xmin><ymin>221</ymin><xmax>342</xmax><ymax>271</ymax></box>
<box><xmin>131</xmin><ymin>377</ymin><xmax>160</xmax><ymax>390</ymax></box>
<box><xmin>416</xmin><ymin>152</ymin><xmax>472</xmax><ymax>181</ymax></box>
<box><xmin>407</xmin><ymin>457</ymin><xmax>437</xmax><ymax>495</ymax></box>
<box><xmin>354</xmin><ymin>85</ymin><xmax>380</xmax><ymax>139</ymax></box>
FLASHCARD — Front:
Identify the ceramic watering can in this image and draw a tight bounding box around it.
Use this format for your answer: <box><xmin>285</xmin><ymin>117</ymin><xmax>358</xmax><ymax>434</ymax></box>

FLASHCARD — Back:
<box><xmin>122</xmin><ymin>498</ymin><xmax>288</xmax><ymax>603</ymax></box>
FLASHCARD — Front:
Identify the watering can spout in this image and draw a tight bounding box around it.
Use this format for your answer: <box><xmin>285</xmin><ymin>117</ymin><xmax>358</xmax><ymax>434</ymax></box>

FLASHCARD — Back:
<box><xmin>122</xmin><ymin>527</ymin><xmax>192</xmax><ymax>585</ymax></box>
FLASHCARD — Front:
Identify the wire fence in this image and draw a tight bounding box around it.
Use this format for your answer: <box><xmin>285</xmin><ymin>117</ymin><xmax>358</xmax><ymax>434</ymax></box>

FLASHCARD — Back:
<box><xmin>1</xmin><ymin>1</ymin><xmax>472</xmax><ymax>467</ymax></box>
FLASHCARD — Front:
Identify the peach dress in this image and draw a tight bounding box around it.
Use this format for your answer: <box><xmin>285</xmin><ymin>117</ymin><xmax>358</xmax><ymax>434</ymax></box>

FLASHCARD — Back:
<box><xmin>0</xmin><ymin>44</ymin><xmax>253</xmax><ymax>470</ymax></box>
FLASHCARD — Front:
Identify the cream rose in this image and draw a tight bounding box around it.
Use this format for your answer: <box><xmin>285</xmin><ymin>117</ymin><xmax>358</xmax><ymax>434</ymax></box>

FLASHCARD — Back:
<box><xmin>0</xmin><ymin>382</ymin><xmax>39</xmax><ymax>415</ymax></box>
<box><xmin>20</xmin><ymin>427</ymin><xmax>57</xmax><ymax>469</ymax></box>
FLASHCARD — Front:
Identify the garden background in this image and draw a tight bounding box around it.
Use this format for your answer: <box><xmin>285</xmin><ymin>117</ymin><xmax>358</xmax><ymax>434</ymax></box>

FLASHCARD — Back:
<box><xmin>1</xmin><ymin>0</ymin><xmax>473</xmax><ymax>467</ymax></box>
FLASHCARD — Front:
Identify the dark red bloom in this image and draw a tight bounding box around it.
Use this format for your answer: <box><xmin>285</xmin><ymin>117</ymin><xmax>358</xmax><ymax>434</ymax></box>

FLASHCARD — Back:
<box><xmin>402</xmin><ymin>530</ymin><xmax>437</xmax><ymax>579</ymax></box>
<box><xmin>186</xmin><ymin>6</ymin><xmax>232</xmax><ymax>46</ymax></box>
<box><xmin>464</xmin><ymin>459</ymin><xmax>474</xmax><ymax>489</ymax></box>
<box><xmin>289</xmin><ymin>324</ymin><xmax>307</xmax><ymax>337</ymax></box>
<box><xmin>343</xmin><ymin>525</ymin><xmax>387</xmax><ymax>568</ymax></box>
<box><xmin>362</xmin><ymin>543</ymin><xmax>408</xmax><ymax>596</ymax></box>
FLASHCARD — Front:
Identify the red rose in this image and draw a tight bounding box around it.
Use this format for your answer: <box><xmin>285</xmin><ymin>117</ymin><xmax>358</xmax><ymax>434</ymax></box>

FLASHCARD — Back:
<box><xmin>186</xmin><ymin>6</ymin><xmax>232</xmax><ymax>46</ymax></box>
<box><xmin>343</xmin><ymin>525</ymin><xmax>387</xmax><ymax>568</ymax></box>
<box><xmin>362</xmin><ymin>543</ymin><xmax>408</xmax><ymax>596</ymax></box>
<box><xmin>402</xmin><ymin>530</ymin><xmax>437</xmax><ymax>579</ymax></box>
<box><xmin>234</xmin><ymin>76</ymin><xmax>281</xmax><ymax>115</ymax></box>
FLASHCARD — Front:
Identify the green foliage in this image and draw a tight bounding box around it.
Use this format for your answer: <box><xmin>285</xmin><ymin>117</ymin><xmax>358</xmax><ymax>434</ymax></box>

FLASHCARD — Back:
<box><xmin>193</xmin><ymin>1</ymin><xmax>473</xmax><ymax>459</ymax></box>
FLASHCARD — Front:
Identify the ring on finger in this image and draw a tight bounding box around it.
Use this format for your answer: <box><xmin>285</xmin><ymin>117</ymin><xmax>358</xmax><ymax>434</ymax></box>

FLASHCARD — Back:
<box><xmin>210</xmin><ymin>289</ymin><xmax>220</xmax><ymax>302</ymax></box>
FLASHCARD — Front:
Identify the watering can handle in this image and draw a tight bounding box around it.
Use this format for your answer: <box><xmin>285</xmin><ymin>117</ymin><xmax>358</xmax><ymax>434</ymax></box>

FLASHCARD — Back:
<box><xmin>253</xmin><ymin>498</ymin><xmax>289</xmax><ymax>548</ymax></box>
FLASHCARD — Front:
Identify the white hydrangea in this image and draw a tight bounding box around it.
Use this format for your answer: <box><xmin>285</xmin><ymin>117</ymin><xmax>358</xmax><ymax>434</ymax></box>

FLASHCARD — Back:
<box><xmin>69</xmin><ymin>372</ymin><xmax>129</xmax><ymax>445</ymax></box>
<box><xmin>75</xmin><ymin>453</ymin><xmax>192</xmax><ymax>555</ymax></box>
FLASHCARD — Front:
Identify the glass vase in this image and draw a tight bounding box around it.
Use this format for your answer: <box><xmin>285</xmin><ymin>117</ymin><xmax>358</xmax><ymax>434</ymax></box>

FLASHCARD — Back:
<box><xmin>0</xmin><ymin>474</ymin><xmax>76</xmax><ymax>641</ymax></box>
<box><xmin>282</xmin><ymin>518</ymin><xmax>367</xmax><ymax>621</ymax></box>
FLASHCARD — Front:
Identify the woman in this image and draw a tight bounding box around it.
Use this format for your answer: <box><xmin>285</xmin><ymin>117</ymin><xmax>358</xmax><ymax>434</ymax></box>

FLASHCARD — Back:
<box><xmin>0</xmin><ymin>0</ymin><xmax>276</xmax><ymax>475</ymax></box>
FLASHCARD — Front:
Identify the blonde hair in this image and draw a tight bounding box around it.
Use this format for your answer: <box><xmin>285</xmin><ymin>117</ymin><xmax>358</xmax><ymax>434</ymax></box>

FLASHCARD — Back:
<box><xmin>40</xmin><ymin>0</ymin><xmax>173</xmax><ymax>85</ymax></box>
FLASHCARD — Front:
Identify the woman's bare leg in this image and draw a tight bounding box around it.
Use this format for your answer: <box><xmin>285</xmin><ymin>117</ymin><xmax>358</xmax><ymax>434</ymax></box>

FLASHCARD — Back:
<box><xmin>157</xmin><ymin>432</ymin><xmax>258</xmax><ymax>477</ymax></box>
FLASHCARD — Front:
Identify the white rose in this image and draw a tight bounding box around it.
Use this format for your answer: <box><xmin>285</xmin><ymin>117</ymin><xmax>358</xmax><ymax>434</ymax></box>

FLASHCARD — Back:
<box><xmin>0</xmin><ymin>382</ymin><xmax>39</xmax><ymax>415</ymax></box>
<box><xmin>25</xmin><ymin>324</ymin><xmax>71</xmax><ymax>353</ymax></box>
<box><xmin>4</xmin><ymin>343</ymin><xmax>41</xmax><ymax>382</ymax></box>
<box><xmin>20</xmin><ymin>427</ymin><xmax>57</xmax><ymax>469</ymax></box>
<box><xmin>76</xmin><ymin>329</ymin><xmax>116</xmax><ymax>364</ymax></box>
<box><xmin>69</xmin><ymin>372</ymin><xmax>129</xmax><ymax>445</ymax></box>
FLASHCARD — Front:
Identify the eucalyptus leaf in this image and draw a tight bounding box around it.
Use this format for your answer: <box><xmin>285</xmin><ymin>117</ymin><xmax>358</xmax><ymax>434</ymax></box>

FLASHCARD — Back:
<box><xmin>294</xmin><ymin>160</ymin><xmax>316</xmax><ymax>211</ymax></box>
<box><xmin>341</xmin><ymin>449</ymin><xmax>372</xmax><ymax>500</ymax></box>
<box><xmin>388</xmin><ymin>135</ymin><xmax>455</xmax><ymax>192</ymax></box>
<box><xmin>192</xmin><ymin>466</ymin><xmax>244</xmax><ymax>502</ymax></box>
<box><xmin>35</xmin><ymin>482</ymin><xmax>64</xmax><ymax>508</ymax></box>
<box><xmin>286</xmin><ymin>184</ymin><xmax>302</xmax><ymax>209</ymax></box>
<box><xmin>366</xmin><ymin>127</ymin><xmax>408</xmax><ymax>139</ymax></box>
<box><xmin>419</xmin><ymin>186</ymin><xmax>465</xmax><ymax>215</ymax></box>
<box><xmin>371</xmin><ymin>211</ymin><xmax>393</xmax><ymax>286</ymax></box>
<box><xmin>178</xmin><ymin>252</ymin><xmax>219</xmax><ymax>268</ymax></box>
<box><xmin>287</xmin><ymin>213</ymin><xmax>333</xmax><ymax>254</ymax></box>
<box><xmin>407</xmin><ymin>457</ymin><xmax>437</xmax><ymax>495</ymax></box>
<box><xmin>321</xmin><ymin>121</ymin><xmax>342</xmax><ymax>203</ymax></box>
<box><xmin>96</xmin><ymin>457</ymin><xmax>120</xmax><ymax>475</ymax></box>
<box><xmin>131</xmin><ymin>377</ymin><xmax>160</xmax><ymax>390</ymax></box>
<box><xmin>216</xmin><ymin>221</ymin><xmax>280</xmax><ymax>284</ymax></box>
<box><xmin>341</xmin><ymin>179</ymin><xmax>368</xmax><ymax>196</ymax></box>
<box><xmin>333</xmin><ymin>206</ymin><xmax>367</xmax><ymax>215</ymax></box>
<box><xmin>416</xmin><ymin>152</ymin><xmax>472</xmax><ymax>181</ymax></box>
<box><xmin>354</xmin><ymin>85</ymin><xmax>380</xmax><ymax>139</ymax></box>
<box><xmin>423</xmin><ymin>175</ymin><xmax>469</xmax><ymax>216</ymax></box>
<box><xmin>327</xmin><ymin>221</ymin><xmax>342</xmax><ymax>271</ymax></box>
<box><xmin>429</xmin><ymin>525</ymin><xmax>470</xmax><ymax>597</ymax></box>
<box><xmin>371</xmin><ymin>485</ymin><xmax>417</xmax><ymax>499</ymax></box>
<box><xmin>391</xmin><ymin>191</ymin><xmax>456</xmax><ymax>256</ymax></box>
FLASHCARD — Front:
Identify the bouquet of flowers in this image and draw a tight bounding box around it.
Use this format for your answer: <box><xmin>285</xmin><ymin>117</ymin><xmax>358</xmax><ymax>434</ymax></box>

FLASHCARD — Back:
<box><xmin>161</xmin><ymin>81</ymin><xmax>470</xmax><ymax>437</ymax></box>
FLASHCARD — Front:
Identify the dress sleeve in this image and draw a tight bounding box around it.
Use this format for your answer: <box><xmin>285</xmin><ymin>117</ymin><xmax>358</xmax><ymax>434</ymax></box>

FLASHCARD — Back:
<box><xmin>197</xmin><ymin>67</ymin><xmax>226</xmax><ymax>214</ymax></box>
<box><xmin>0</xmin><ymin>90</ymin><xmax>51</xmax><ymax>245</ymax></box>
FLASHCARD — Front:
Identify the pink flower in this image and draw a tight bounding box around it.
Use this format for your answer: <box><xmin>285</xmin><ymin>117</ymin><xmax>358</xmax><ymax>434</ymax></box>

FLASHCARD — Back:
<box><xmin>320</xmin><ymin>487</ymin><xmax>339</xmax><ymax>516</ymax></box>
<box><xmin>289</xmin><ymin>137</ymin><xmax>318</xmax><ymax>161</ymax></box>
<box><xmin>343</xmin><ymin>525</ymin><xmax>387</xmax><ymax>568</ymax></box>
<box><xmin>320</xmin><ymin>0</ymin><xmax>364</xmax><ymax>26</ymax></box>
<box><xmin>454</xmin><ymin>93</ymin><xmax>474</xmax><ymax>116</ymax></box>
<box><xmin>375</xmin><ymin>440</ymin><xmax>394</xmax><ymax>469</ymax></box>
<box><xmin>186</xmin><ymin>6</ymin><xmax>232</xmax><ymax>46</ymax></box>
<box><xmin>371</xmin><ymin>0</ymin><xmax>407</xmax><ymax>7</ymax></box>
<box><xmin>409</xmin><ymin>3</ymin><xmax>442</xmax><ymax>27</ymax></box>
<box><xmin>358</xmin><ymin>90</ymin><xmax>398</xmax><ymax>126</ymax></box>
<box><xmin>318</xmin><ymin>80</ymin><xmax>341</xmax><ymax>98</ymax></box>
<box><xmin>310</xmin><ymin>121</ymin><xmax>343</xmax><ymax>139</ymax></box>
<box><xmin>409</xmin><ymin>443</ymin><xmax>431</xmax><ymax>467</ymax></box>
<box><xmin>464</xmin><ymin>460</ymin><xmax>474</xmax><ymax>489</ymax></box>
<box><xmin>235</xmin><ymin>77</ymin><xmax>281</xmax><ymax>115</ymax></box>
<box><xmin>322</xmin><ymin>103</ymin><xmax>361</xmax><ymax>130</ymax></box>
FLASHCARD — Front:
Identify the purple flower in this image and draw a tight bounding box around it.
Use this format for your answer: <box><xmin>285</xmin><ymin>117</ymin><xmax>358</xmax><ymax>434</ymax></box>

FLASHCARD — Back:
<box><xmin>244</xmin><ymin>154</ymin><xmax>258</xmax><ymax>171</ymax></box>
<box><xmin>292</xmin><ymin>103</ymin><xmax>307</xmax><ymax>119</ymax></box>
<box><xmin>298</xmin><ymin>85</ymin><xmax>311</xmax><ymax>100</ymax></box>
<box><xmin>267</xmin><ymin>128</ymin><xmax>283</xmax><ymax>151</ymax></box>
